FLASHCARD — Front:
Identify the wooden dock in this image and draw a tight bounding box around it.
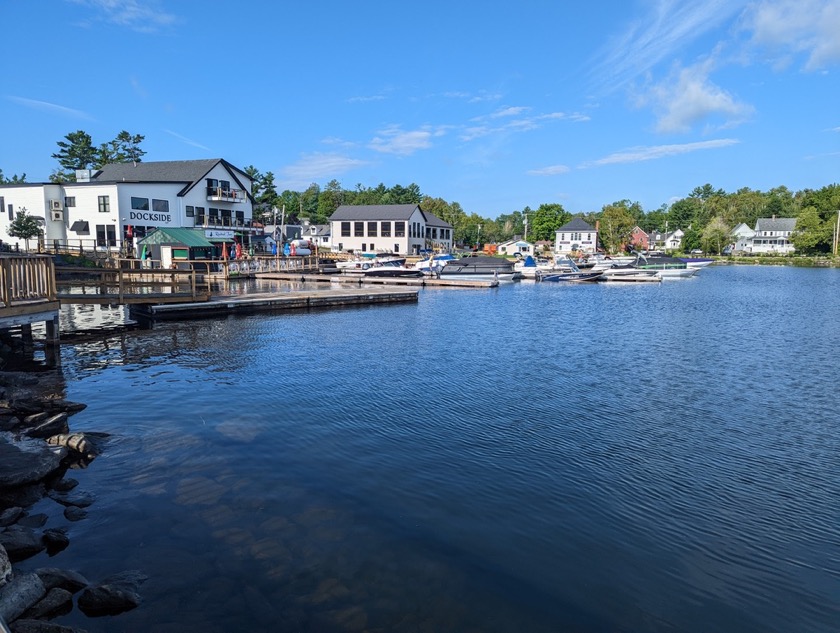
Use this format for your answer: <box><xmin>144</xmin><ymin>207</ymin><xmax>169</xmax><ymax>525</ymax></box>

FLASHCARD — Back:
<box><xmin>133</xmin><ymin>286</ymin><xmax>420</xmax><ymax>319</ymax></box>
<box><xmin>257</xmin><ymin>272</ymin><xmax>499</xmax><ymax>288</ymax></box>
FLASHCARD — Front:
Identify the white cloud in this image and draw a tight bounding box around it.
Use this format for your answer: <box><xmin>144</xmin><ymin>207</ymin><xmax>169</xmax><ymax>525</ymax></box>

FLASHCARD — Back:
<box><xmin>742</xmin><ymin>0</ymin><xmax>840</xmax><ymax>70</ymax></box>
<box><xmin>347</xmin><ymin>95</ymin><xmax>386</xmax><ymax>103</ymax></box>
<box><xmin>7</xmin><ymin>96</ymin><xmax>93</xmax><ymax>120</ymax></box>
<box><xmin>459</xmin><ymin>110</ymin><xmax>589</xmax><ymax>142</ymax></box>
<box><xmin>528</xmin><ymin>165</ymin><xmax>570</xmax><ymax>176</ymax></box>
<box><xmin>590</xmin><ymin>0</ymin><xmax>747</xmax><ymax>93</ymax></box>
<box><xmin>583</xmin><ymin>139</ymin><xmax>740</xmax><ymax>167</ymax></box>
<box><xmin>281</xmin><ymin>153</ymin><xmax>369</xmax><ymax>189</ymax></box>
<box><xmin>163</xmin><ymin>129</ymin><xmax>210</xmax><ymax>150</ymax></box>
<box><xmin>368</xmin><ymin>126</ymin><xmax>444</xmax><ymax>155</ymax></box>
<box><xmin>69</xmin><ymin>0</ymin><xmax>177</xmax><ymax>33</ymax></box>
<box><xmin>637</xmin><ymin>58</ymin><xmax>753</xmax><ymax>133</ymax></box>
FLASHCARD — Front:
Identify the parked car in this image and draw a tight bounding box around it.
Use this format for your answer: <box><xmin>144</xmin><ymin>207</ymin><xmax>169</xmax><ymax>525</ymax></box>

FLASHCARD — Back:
<box><xmin>722</xmin><ymin>245</ymin><xmax>734</xmax><ymax>255</ymax></box>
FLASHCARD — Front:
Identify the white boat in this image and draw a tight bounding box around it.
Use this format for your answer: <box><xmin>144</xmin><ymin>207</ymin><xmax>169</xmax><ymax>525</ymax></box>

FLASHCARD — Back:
<box><xmin>337</xmin><ymin>253</ymin><xmax>405</xmax><ymax>272</ymax></box>
<box><xmin>631</xmin><ymin>254</ymin><xmax>700</xmax><ymax>279</ymax></box>
<box><xmin>513</xmin><ymin>255</ymin><xmax>555</xmax><ymax>279</ymax></box>
<box><xmin>598</xmin><ymin>267</ymin><xmax>662</xmax><ymax>283</ymax></box>
<box><xmin>438</xmin><ymin>255</ymin><xmax>518</xmax><ymax>283</ymax></box>
<box><xmin>413</xmin><ymin>253</ymin><xmax>458</xmax><ymax>276</ymax></box>
<box><xmin>679</xmin><ymin>257</ymin><xmax>715</xmax><ymax>269</ymax></box>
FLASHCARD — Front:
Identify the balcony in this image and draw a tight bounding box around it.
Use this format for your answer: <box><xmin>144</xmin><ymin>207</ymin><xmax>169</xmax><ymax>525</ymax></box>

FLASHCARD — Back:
<box><xmin>206</xmin><ymin>187</ymin><xmax>246</xmax><ymax>203</ymax></box>
<box><xmin>194</xmin><ymin>216</ymin><xmax>255</xmax><ymax>231</ymax></box>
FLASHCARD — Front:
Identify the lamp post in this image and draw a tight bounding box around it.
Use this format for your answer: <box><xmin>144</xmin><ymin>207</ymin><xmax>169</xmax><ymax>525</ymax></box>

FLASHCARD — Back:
<box><xmin>477</xmin><ymin>224</ymin><xmax>482</xmax><ymax>250</ymax></box>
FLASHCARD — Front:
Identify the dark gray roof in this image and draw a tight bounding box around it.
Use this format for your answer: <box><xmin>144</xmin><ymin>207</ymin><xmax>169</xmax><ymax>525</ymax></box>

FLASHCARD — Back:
<box><xmin>330</xmin><ymin>204</ymin><xmax>421</xmax><ymax>221</ymax></box>
<box><xmin>94</xmin><ymin>159</ymin><xmax>221</xmax><ymax>183</ymax></box>
<box><xmin>557</xmin><ymin>217</ymin><xmax>596</xmax><ymax>232</ymax></box>
<box><xmin>755</xmin><ymin>217</ymin><xmax>796</xmax><ymax>232</ymax></box>
<box><xmin>329</xmin><ymin>204</ymin><xmax>453</xmax><ymax>228</ymax></box>
<box><xmin>93</xmin><ymin>159</ymin><xmax>253</xmax><ymax>201</ymax></box>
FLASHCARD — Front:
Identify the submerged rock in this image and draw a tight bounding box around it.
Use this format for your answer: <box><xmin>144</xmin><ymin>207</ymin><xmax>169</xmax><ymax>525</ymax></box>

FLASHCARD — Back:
<box><xmin>0</xmin><ymin>433</ymin><xmax>62</xmax><ymax>488</ymax></box>
<box><xmin>77</xmin><ymin>570</ymin><xmax>148</xmax><ymax>617</ymax></box>
<box><xmin>0</xmin><ymin>571</ymin><xmax>47</xmax><ymax>623</ymax></box>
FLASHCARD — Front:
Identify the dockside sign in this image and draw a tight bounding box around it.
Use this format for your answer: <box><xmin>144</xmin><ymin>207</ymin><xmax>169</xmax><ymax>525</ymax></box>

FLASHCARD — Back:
<box><xmin>206</xmin><ymin>230</ymin><xmax>234</xmax><ymax>239</ymax></box>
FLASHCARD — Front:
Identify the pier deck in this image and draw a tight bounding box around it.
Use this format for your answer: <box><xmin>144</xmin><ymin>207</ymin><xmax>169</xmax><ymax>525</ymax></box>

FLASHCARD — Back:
<box><xmin>135</xmin><ymin>286</ymin><xmax>420</xmax><ymax>319</ymax></box>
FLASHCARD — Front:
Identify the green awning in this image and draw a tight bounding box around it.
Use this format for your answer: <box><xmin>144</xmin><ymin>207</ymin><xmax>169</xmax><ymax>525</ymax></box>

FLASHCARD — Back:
<box><xmin>138</xmin><ymin>228</ymin><xmax>215</xmax><ymax>248</ymax></box>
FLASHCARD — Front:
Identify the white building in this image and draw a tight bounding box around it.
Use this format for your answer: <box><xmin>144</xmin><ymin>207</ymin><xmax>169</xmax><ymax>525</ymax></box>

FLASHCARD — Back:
<box><xmin>497</xmin><ymin>238</ymin><xmax>533</xmax><ymax>256</ymax></box>
<box><xmin>329</xmin><ymin>204</ymin><xmax>453</xmax><ymax>255</ymax></box>
<box><xmin>730</xmin><ymin>222</ymin><xmax>755</xmax><ymax>254</ymax></box>
<box><xmin>555</xmin><ymin>218</ymin><xmax>598</xmax><ymax>255</ymax></box>
<box><xmin>748</xmin><ymin>217</ymin><xmax>796</xmax><ymax>254</ymax></box>
<box><xmin>0</xmin><ymin>159</ymin><xmax>255</xmax><ymax>252</ymax></box>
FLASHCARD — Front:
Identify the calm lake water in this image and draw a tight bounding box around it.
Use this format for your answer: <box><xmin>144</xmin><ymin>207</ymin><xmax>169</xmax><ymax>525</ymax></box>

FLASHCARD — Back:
<box><xmin>19</xmin><ymin>265</ymin><xmax>840</xmax><ymax>632</ymax></box>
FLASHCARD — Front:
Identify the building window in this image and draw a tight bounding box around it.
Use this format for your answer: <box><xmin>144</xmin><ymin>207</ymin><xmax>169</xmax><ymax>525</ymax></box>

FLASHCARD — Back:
<box><xmin>64</xmin><ymin>197</ymin><xmax>76</xmax><ymax>207</ymax></box>
<box><xmin>341</xmin><ymin>222</ymin><xmax>351</xmax><ymax>237</ymax></box>
<box><xmin>186</xmin><ymin>205</ymin><xmax>195</xmax><ymax>217</ymax></box>
<box><xmin>381</xmin><ymin>222</ymin><xmax>391</xmax><ymax>237</ymax></box>
<box><xmin>354</xmin><ymin>222</ymin><xmax>364</xmax><ymax>237</ymax></box>
<box><xmin>368</xmin><ymin>221</ymin><xmax>377</xmax><ymax>237</ymax></box>
<box><xmin>98</xmin><ymin>195</ymin><xmax>110</xmax><ymax>213</ymax></box>
<box><xmin>95</xmin><ymin>224</ymin><xmax>117</xmax><ymax>247</ymax></box>
<box><xmin>395</xmin><ymin>222</ymin><xmax>405</xmax><ymax>237</ymax></box>
<box><xmin>152</xmin><ymin>199</ymin><xmax>169</xmax><ymax>213</ymax></box>
<box><xmin>394</xmin><ymin>243</ymin><xmax>399</xmax><ymax>252</ymax></box>
<box><xmin>361</xmin><ymin>243</ymin><xmax>367</xmax><ymax>252</ymax></box>
<box><xmin>0</xmin><ymin>198</ymin><xmax>4</xmax><ymax>221</ymax></box>
<box><xmin>220</xmin><ymin>180</ymin><xmax>230</xmax><ymax>192</ymax></box>
<box><xmin>7</xmin><ymin>203</ymin><xmax>12</xmax><ymax>222</ymax></box>
<box><xmin>131</xmin><ymin>196</ymin><xmax>149</xmax><ymax>211</ymax></box>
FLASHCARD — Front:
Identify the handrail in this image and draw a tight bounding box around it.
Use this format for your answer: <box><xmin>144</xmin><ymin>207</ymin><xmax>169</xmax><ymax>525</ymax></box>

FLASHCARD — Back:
<box><xmin>0</xmin><ymin>254</ymin><xmax>57</xmax><ymax>308</ymax></box>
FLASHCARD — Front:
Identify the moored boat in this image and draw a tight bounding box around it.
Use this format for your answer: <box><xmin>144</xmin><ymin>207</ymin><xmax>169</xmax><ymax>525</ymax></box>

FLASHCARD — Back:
<box><xmin>438</xmin><ymin>255</ymin><xmax>518</xmax><ymax>283</ymax></box>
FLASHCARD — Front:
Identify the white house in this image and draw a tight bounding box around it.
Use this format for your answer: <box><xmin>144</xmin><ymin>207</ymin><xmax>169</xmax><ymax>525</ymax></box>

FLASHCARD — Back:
<box><xmin>648</xmin><ymin>228</ymin><xmax>684</xmax><ymax>252</ymax></box>
<box><xmin>497</xmin><ymin>238</ymin><xmax>533</xmax><ymax>256</ymax></box>
<box><xmin>748</xmin><ymin>217</ymin><xmax>796</xmax><ymax>254</ymax></box>
<box><xmin>328</xmin><ymin>204</ymin><xmax>453</xmax><ymax>255</ymax></box>
<box><xmin>555</xmin><ymin>218</ymin><xmax>598</xmax><ymax>255</ymax></box>
<box><xmin>0</xmin><ymin>159</ymin><xmax>255</xmax><ymax>252</ymax></box>
<box><xmin>730</xmin><ymin>222</ymin><xmax>755</xmax><ymax>254</ymax></box>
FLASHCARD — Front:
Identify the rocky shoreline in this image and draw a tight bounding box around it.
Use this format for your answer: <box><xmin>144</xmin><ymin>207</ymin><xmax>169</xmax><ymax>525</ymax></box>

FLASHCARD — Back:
<box><xmin>1</xmin><ymin>372</ymin><xmax>145</xmax><ymax>633</ymax></box>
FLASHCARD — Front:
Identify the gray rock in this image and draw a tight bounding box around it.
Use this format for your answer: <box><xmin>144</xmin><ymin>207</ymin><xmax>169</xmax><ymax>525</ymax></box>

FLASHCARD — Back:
<box><xmin>16</xmin><ymin>514</ymin><xmax>48</xmax><ymax>529</ymax></box>
<box><xmin>8</xmin><ymin>618</ymin><xmax>88</xmax><ymax>633</ymax></box>
<box><xmin>21</xmin><ymin>412</ymin><xmax>49</xmax><ymax>427</ymax></box>
<box><xmin>24</xmin><ymin>414</ymin><xmax>69</xmax><ymax>440</ymax></box>
<box><xmin>21</xmin><ymin>586</ymin><xmax>73</xmax><ymax>619</ymax></box>
<box><xmin>0</xmin><ymin>544</ymin><xmax>10</xmax><ymax>587</ymax></box>
<box><xmin>62</xmin><ymin>507</ymin><xmax>86</xmax><ymax>522</ymax></box>
<box><xmin>47</xmin><ymin>491</ymin><xmax>94</xmax><ymax>509</ymax></box>
<box><xmin>34</xmin><ymin>568</ymin><xmax>88</xmax><ymax>594</ymax></box>
<box><xmin>0</xmin><ymin>508</ymin><xmax>23</xmax><ymax>528</ymax></box>
<box><xmin>0</xmin><ymin>572</ymin><xmax>46</xmax><ymax>622</ymax></box>
<box><xmin>0</xmin><ymin>526</ymin><xmax>45</xmax><ymax>562</ymax></box>
<box><xmin>77</xmin><ymin>571</ymin><xmax>147</xmax><ymax>617</ymax></box>
<box><xmin>48</xmin><ymin>479</ymin><xmax>78</xmax><ymax>493</ymax></box>
<box><xmin>0</xmin><ymin>433</ymin><xmax>62</xmax><ymax>488</ymax></box>
<box><xmin>42</xmin><ymin>528</ymin><xmax>69</xmax><ymax>556</ymax></box>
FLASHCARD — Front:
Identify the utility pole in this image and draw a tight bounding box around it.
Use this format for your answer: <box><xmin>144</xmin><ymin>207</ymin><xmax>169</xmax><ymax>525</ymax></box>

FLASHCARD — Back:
<box><xmin>833</xmin><ymin>210</ymin><xmax>839</xmax><ymax>257</ymax></box>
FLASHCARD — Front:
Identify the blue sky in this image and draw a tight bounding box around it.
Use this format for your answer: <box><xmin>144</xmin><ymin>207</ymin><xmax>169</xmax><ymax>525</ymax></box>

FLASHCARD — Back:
<box><xmin>3</xmin><ymin>0</ymin><xmax>839</xmax><ymax>218</ymax></box>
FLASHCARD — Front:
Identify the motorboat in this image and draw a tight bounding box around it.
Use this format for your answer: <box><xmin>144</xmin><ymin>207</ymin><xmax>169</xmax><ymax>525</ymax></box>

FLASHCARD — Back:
<box><xmin>513</xmin><ymin>255</ymin><xmax>555</xmax><ymax>279</ymax></box>
<box><xmin>631</xmin><ymin>254</ymin><xmax>699</xmax><ymax>279</ymax></box>
<box><xmin>364</xmin><ymin>259</ymin><xmax>424</xmax><ymax>278</ymax></box>
<box><xmin>598</xmin><ymin>267</ymin><xmax>661</xmax><ymax>282</ymax></box>
<box><xmin>337</xmin><ymin>253</ymin><xmax>406</xmax><ymax>272</ymax></box>
<box><xmin>536</xmin><ymin>257</ymin><xmax>602</xmax><ymax>283</ymax></box>
<box><xmin>679</xmin><ymin>257</ymin><xmax>715</xmax><ymax>269</ymax></box>
<box><xmin>413</xmin><ymin>253</ymin><xmax>458</xmax><ymax>276</ymax></box>
<box><xmin>438</xmin><ymin>255</ymin><xmax>518</xmax><ymax>283</ymax></box>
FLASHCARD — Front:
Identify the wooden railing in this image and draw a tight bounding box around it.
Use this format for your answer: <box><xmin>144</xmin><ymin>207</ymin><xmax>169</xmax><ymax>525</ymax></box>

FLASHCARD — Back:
<box><xmin>0</xmin><ymin>255</ymin><xmax>57</xmax><ymax>308</ymax></box>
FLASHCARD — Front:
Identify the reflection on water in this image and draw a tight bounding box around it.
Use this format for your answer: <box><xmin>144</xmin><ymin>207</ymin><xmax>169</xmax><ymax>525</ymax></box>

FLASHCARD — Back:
<box><xmin>17</xmin><ymin>266</ymin><xmax>840</xmax><ymax>632</ymax></box>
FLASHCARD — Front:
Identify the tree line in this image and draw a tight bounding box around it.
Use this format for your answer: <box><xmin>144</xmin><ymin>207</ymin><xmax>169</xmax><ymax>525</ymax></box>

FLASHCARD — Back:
<box><xmin>3</xmin><ymin>130</ymin><xmax>839</xmax><ymax>254</ymax></box>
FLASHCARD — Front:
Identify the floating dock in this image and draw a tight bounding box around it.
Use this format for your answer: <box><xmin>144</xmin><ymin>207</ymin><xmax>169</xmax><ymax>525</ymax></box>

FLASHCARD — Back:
<box><xmin>134</xmin><ymin>286</ymin><xmax>420</xmax><ymax>319</ymax></box>
<box><xmin>258</xmin><ymin>272</ymin><xmax>499</xmax><ymax>288</ymax></box>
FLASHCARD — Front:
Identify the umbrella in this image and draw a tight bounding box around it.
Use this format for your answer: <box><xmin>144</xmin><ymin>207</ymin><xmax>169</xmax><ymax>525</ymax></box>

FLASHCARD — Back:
<box><xmin>236</xmin><ymin>243</ymin><xmax>242</xmax><ymax>259</ymax></box>
<box><xmin>221</xmin><ymin>242</ymin><xmax>228</xmax><ymax>260</ymax></box>
<box><xmin>271</xmin><ymin>242</ymin><xmax>277</xmax><ymax>256</ymax></box>
<box><xmin>140</xmin><ymin>244</ymin><xmax>147</xmax><ymax>260</ymax></box>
